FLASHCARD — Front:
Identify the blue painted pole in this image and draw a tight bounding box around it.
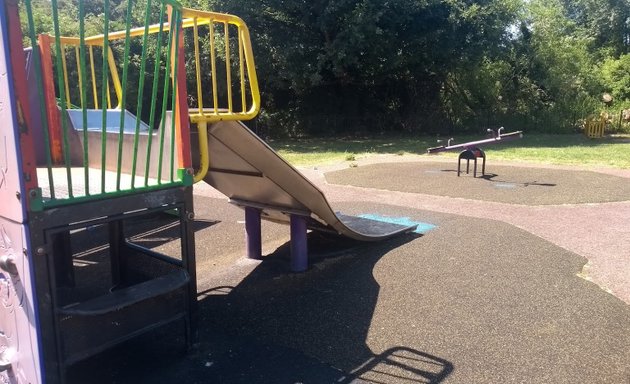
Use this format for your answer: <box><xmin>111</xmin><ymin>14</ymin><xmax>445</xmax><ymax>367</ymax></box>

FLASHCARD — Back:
<box><xmin>245</xmin><ymin>207</ymin><xmax>261</xmax><ymax>259</ymax></box>
<box><xmin>290</xmin><ymin>215</ymin><xmax>308</xmax><ymax>272</ymax></box>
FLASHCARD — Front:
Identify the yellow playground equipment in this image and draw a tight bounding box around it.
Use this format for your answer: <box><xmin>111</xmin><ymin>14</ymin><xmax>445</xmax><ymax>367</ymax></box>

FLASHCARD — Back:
<box><xmin>584</xmin><ymin>115</ymin><xmax>606</xmax><ymax>138</ymax></box>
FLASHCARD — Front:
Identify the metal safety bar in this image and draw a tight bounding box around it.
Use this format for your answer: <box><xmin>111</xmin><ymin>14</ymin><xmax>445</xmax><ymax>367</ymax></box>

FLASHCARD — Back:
<box><xmin>180</xmin><ymin>8</ymin><xmax>260</xmax><ymax>123</ymax></box>
<box><xmin>178</xmin><ymin>8</ymin><xmax>261</xmax><ymax>182</ymax></box>
<box><xmin>40</xmin><ymin>7</ymin><xmax>261</xmax><ymax>184</ymax></box>
<box><xmin>39</xmin><ymin>35</ymin><xmax>123</xmax><ymax>110</ymax></box>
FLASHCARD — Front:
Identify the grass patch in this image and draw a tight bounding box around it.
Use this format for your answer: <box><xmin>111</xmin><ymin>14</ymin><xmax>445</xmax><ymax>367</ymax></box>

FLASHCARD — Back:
<box><xmin>481</xmin><ymin>134</ymin><xmax>630</xmax><ymax>168</ymax></box>
<box><xmin>269</xmin><ymin>137</ymin><xmax>433</xmax><ymax>165</ymax></box>
<box><xmin>269</xmin><ymin>134</ymin><xmax>630</xmax><ymax>168</ymax></box>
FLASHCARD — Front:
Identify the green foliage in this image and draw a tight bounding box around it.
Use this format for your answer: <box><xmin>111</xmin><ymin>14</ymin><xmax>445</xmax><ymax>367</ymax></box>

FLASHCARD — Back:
<box><xmin>520</xmin><ymin>0</ymin><xmax>601</xmax><ymax>131</ymax></box>
<box><xmin>204</xmin><ymin>0</ymin><xmax>520</xmax><ymax>136</ymax></box>
<box><xmin>560</xmin><ymin>0</ymin><xmax>630</xmax><ymax>57</ymax></box>
<box><xmin>22</xmin><ymin>0</ymin><xmax>122</xmax><ymax>40</ymax></box>
<box><xmin>23</xmin><ymin>0</ymin><xmax>177</xmax><ymax>127</ymax></box>
<box><xmin>20</xmin><ymin>0</ymin><xmax>630</xmax><ymax>137</ymax></box>
<box><xmin>443</xmin><ymin>0</ymin><xmax>613</xmax><ymax>133</ymax></box>
<box><xmin>600</xmin><ymin>54</ymin><xmax>630</xmax><ymax>102</ymax></box>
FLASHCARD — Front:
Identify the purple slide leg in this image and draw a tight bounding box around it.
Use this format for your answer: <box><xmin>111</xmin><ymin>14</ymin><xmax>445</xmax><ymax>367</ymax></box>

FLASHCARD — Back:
<box><xmin>290</xmin><ymin>215</ymin><xmax>308</xmax><ymax>272</ymax></box>
<box><xmin>245</xmin><ymin>207</ymin><xmax>262</xmax><ymax>259</ymax></box>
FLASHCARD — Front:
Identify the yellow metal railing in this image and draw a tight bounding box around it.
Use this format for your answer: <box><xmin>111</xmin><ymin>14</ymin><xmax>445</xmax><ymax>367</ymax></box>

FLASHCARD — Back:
<box><xmin>50</xmin><ymin>21</ymin><xmax>193</xmax><ymax>111</ymax></box>
<box><xmin>42</xmin><ymin>35</ymin><xmax>124</xmax><ymax>110</ymax></box>
<box><xmin>181</xmin><ymin>8</ymin><xmax>260</xmax><ymax>123</ymax></box>
<box><xmin>48</xmin><ymin>9</ymin><xmax>261</xmax><ymax>120</ymax></box>
<box><xmin>179</xmin><ymin>8</ymin><xmax>260</xmax><ymax>182</ymax></box>
<box><xmin>44</xmin><ymin>8</ymin><xmax>261</xmax><ymax>183</ymax></box>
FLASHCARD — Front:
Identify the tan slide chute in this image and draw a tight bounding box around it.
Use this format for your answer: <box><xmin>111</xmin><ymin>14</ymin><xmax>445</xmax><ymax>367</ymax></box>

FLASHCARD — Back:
<box><xmin>202</xmin><ymin>121</ymin><xmax>416</xmax><ymax>241</ymax></box>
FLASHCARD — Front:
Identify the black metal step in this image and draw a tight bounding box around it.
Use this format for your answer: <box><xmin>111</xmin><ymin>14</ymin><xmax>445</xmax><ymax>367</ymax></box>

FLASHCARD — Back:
<box><xmin>59</xmin><ymin>269</ymin><xmax>189</xmax><ymax>316</ymax></box>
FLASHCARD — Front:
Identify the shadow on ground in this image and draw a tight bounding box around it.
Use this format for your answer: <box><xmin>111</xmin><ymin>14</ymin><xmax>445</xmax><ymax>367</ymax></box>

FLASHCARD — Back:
<box><xmin>66</xmin><ymin>228</ymin><xmax>453</xmax><ymax>384</ymax></box>
<box><xmin>62</xmin><ymin>197</ymin><xmax>630</xmax><ymax>383</ymax></box>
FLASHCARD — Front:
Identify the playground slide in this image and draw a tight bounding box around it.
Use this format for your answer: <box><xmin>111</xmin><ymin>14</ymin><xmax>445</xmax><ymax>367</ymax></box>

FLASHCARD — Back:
<box><xmin>201</xmin><ymin>121</ymin><xmax>416</xmax><ymax>241</ymax></box>
<box><xmin>54</xmin><ymin>107</ymin><xmax>415</xmax><ymax>241</ymax></box>
<box><xmin>59</xmin><ymin>109</ymin><xmax>177</xmax><ymax>177</ymax></box>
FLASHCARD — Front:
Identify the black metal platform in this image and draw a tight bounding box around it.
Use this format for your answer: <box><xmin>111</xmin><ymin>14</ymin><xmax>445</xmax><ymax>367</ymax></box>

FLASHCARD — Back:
<box><xmin>28</xmin><ymin>187</ymin><xmax>197</xmax><ymax>383</ymax></box>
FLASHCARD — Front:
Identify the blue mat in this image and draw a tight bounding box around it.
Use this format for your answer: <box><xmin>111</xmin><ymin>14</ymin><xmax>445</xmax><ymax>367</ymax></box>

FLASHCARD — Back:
<box><xmin>358</xmin><ymin>214</ymin><xmax>437</xmax><ymax>234</ymax></box>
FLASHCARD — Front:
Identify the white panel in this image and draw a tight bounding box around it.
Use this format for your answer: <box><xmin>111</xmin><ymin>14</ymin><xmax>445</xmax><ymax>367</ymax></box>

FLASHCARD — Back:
<box><xmin>0</xmin><ymin>220</ymin><xmax>42</xmax><ymax>383</ymax></box>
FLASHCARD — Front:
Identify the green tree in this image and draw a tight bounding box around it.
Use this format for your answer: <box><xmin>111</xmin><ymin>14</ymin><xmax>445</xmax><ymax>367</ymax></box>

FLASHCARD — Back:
<box><xmin>24</xmin><ymin>0</ymin><xmax>624</xmax><ymax>136</ymax></box>
<box><xmin>445</xmin><ymin>0</ymin><xmax>604</xmax><ymax>133</ymax></box>
<box><xmin>560</xmin><ymin>0</ymin><xmax>630</xmax><ymax>57</ymax></box>
<box><xmin>600</xmin><ymin>54</ymin><xmax>630</xmax><ymax>101</ymax></box>
<box><xmin>203</xmin><ymin>0</ymin><xmax>520</xmax><ymax>136</ymax></box>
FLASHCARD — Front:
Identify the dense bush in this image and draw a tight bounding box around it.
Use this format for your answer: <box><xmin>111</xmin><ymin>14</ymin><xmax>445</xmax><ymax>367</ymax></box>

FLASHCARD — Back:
<box><xmin>25</xmin><ymin>0</ymin><xmax>630</xmax><ymax>136</ymax></box>
<box><xmin>207</xmin><ymin>0</ymin><xmax>629</xmax><ymax>136</ymax></box>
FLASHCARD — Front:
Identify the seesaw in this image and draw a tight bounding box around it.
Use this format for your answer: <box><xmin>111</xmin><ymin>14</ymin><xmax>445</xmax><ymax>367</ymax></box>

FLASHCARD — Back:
<box><xmin>427</xmin><ymin>128</ymin><xmax>523</xmax><ymax>177</ymax></box>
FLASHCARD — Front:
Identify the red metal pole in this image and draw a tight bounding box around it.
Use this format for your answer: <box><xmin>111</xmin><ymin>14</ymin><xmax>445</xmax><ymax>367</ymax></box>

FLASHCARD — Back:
<box><xmin>5</xmin><ymin>0</ymin><xmax>38</xmax><ymax>197</ymax></box>
<box><xmin>38</xmin><ymin>34</ymin><xmax>63</xmax><ymax>165</ymax></box>
<box><xmin>168</xmin><ymin>6</ymin><xmax>192</xmax><ymax>171</ymax></box>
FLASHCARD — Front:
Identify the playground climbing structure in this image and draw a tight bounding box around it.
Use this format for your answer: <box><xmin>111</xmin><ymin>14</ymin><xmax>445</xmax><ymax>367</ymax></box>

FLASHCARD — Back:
<box><xmin>1</xmin><ymin>1</ymin><xmax>414</xmax><ymax>383</ymax></box>
<box><xmin>0</xmin><ymin>0</ymin><xmax>261</xmax><ymax>382</ymax></box>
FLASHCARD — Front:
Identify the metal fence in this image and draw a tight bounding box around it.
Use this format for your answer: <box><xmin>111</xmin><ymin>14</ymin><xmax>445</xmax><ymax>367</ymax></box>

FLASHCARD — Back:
<box><xmin>22</xmin><ymin>0</ymin><xmax>190</xmax><ymax>210</ymax></box>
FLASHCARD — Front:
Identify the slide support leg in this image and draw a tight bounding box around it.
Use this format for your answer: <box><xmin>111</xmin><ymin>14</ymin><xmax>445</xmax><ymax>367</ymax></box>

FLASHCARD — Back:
<box><xmin>245</xmin><ymin>207</ymin><xmax>262</xmax><ymax>260</ymax></box>
<box><xmin>290</xmin><ymin>215</ymin><xmax>308</xmax><ymax>272</ymax></box>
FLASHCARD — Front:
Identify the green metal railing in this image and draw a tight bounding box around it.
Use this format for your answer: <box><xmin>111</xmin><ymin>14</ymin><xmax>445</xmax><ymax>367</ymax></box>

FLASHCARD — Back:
<box><xmin>23</xmin><ymin>0</ymin><xmax>190</xmax><ymax>211</ymax></box>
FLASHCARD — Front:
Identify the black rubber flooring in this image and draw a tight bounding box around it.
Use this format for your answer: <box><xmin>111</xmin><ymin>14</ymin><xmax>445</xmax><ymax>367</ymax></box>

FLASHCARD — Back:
<box><xmin>325</xmin><ymin>161</ymin><xmax>630</xmax><ymax>205</ymax></box>
<box><xmin>65</xmin><ymin>196</ymin><xmax>630</xmax><ymax>383</ymax></box>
